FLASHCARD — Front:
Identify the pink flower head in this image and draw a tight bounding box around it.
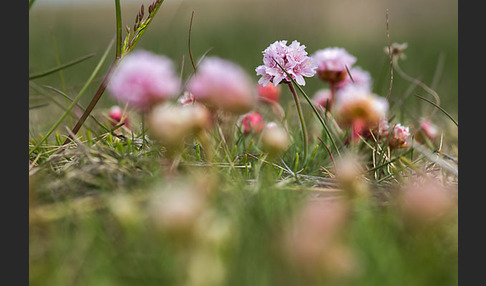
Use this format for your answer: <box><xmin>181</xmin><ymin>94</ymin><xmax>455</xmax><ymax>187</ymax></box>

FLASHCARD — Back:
<box><xmin>240</xmin><ymin>111</ymin><xmax>265</xmax><ymax>136</ymax></box>
<box><xmin>417</xmin><ymin>118</ymin><xmax>439</xmax><ymax>142</ymax></box>
<box><xmin>312</xmin><ymin>47</ymin><xmax>357</xmax><ymax>83</ymax></box>
<box><xmin>255</xmin><ymin>40</ymin><xmax>317</xmax><ymax>87</ymax></box>
<box><xmin>312</xmin><ymin>89</ymin><xmax>333</xmax><ymax>110</ymax></box>
<box><xmin>108</xmin><ymin>50</ymin><xmax>181</xmax><ymax>111</ymax></box>
<box><xmin>187</xmin><ymin>57</ymin><xmax>256</xmax><ymax>114</ymax></box>
<box><xmin>389</xmin><ymin>123</ymin><xmax>411</xmax><ymax>148</ymax></box>
<box><xmin>108</xmin><ymin>105</ymin><xmax>130</xmax><ymax>128</ymax></box>
<box><xmin>336</xmin><ymin>66</ymin><xmax>372</xmax><ymax>91</ymax></box>
<box><xmin>334</xmin><ymin>85</ymin><xmax>388</xmax><ymax>130</ymax></box>
<box><xmin>257</xmin><ymin>82</ymin><xmax>281</xmax><ymax>103</ymax></box>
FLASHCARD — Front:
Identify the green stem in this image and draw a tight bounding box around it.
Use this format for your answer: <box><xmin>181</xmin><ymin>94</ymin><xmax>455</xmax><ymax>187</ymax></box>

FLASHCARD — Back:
<box><xmin>287</xmin><ymin>81</ymin><xmax>308</xmax><ymax>165</ymax></box>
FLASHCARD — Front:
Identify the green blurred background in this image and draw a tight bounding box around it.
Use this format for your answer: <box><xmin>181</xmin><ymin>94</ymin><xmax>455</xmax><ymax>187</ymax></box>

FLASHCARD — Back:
<box><xmin>29</xmin><ymin>0</ymin><xmax>458</xmax><ymax>136</ymax></box>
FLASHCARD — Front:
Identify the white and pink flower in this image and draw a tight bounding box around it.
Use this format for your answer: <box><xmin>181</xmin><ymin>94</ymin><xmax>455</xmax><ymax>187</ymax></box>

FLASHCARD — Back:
<box><xmin>389</xmin><ymin>123</ymin><xmax>411</xmax><ymax>148</ymax></box>
<box><xmin>255</xmin><ymin>40</ymin><xmax>317</xmax><ymax>87</ymax></box>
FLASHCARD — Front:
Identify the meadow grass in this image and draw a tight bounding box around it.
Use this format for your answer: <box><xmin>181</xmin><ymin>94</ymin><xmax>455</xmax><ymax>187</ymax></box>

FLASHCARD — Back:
<box><xmin>29</xmin><ymin>1</ymin><xmax>458</xmax><ymax>285</ymax></box>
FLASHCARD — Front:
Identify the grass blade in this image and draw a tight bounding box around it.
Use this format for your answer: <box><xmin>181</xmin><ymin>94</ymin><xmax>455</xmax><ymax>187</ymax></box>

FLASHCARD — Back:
<box><xmin>29</xmin><ymin>53</ymin><xmax>96</xmax><ymax>80</ymax></box>
<box><xmin>29</xmin><ymin>38</ymin><xmax>114</xmax><ymax>156</ymax></box>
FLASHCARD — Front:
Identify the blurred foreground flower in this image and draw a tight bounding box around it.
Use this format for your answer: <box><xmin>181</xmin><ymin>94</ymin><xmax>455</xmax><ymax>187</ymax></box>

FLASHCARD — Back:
<box><xmin>334</xmin><ymin>152</ymin><xmax>368</xmax><ymax>199</ymax></box>
<box><xmin>260</xmin><ymin>122</ymin><xmax>290</xmax><ymax>158</ymax></box>
<box><xmin>255</xmin><ymin>40</ymin><xmax>317</xmax><ymax>86</ymax></box>
<box><xmin>187</xmin><ymin>57</ymin><xmax>256</xmax><ymax>114</ymax></box>
<box><xmin>148</xmin><ymin>180</ymin><xmax>209</xmax><ymax>239</ymax></box>
<box><xmin>312</xmin><ymin>47</ymin><xmax>357</xmax><ymax>84</ymax></box>
<box><xmin>333</xmin><ymin>85</ymin><xmax>388</xmax><ymax>142</ymax></box>
<box><xmin>398</xmin><ymin>177</ymin><xmax>456</xmax><ymax>229</ymax></box>
<box><xmin>283</xmin><ymin>199</ymin><xmax>357</xmax><ymax>279</ymax></box>
<box><xmin>147</xmin><ymin>102</ymin><xmax>211</xmax><ymax>152</ymax></box>
<box><xmin>239</xmin><ymin>111</ymin><xmax>265</xmax><ymax>136</ymax></box>
<box><xmin>108</xmin><ymin>50</ymin><xmax>181</xmax><ymax>111</ymax></box>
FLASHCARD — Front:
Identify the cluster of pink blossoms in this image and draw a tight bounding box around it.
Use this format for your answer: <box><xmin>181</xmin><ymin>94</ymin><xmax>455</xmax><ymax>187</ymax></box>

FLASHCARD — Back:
<box><xmin>312</xmin><ymin>47</ymin><xmax>357</xmax><ymax>84</ymax></box>
<box><xmin>255</xmin><ymin>40</ymin><xmax>317</xmax><ymax>87</ymax></box>
<box><xmin>108</xmin><ymin>50</ymin><xmax>181</xmax><ymax>111</ymax></box>
<box><xmin>187</xmin><ymin>56</ymin><xmax>256</xmax><ymax>114</ymax></box>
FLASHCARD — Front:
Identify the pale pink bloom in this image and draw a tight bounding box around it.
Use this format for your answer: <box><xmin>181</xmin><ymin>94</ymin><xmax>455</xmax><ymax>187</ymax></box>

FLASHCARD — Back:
<box><xmin>261</xmin><ymin>122</ymin><xmax>291</xmax><ymax>156</ymax></box>
<box><xmin>312</xmin><ymin>89</ymin><xmax>333</xmax><ymax>110</ymax></box>
<box><xmin>239</xmin><ymin>111</ymin><xmax>265</xmax><ymax>136</ymax></box>
<box><xmin>255</xmin><ymin>40</ymin><xmax>317</xmax><ymax>86</ymax></box>
<box><xmin>336</xmin><ymin>66</ymin><xmax>372</xmax><ymax>91</ymax></box>
<box><xmin>312</xmin><ymin>47</ymin><xmax>357</xmax><ymax>83</ymax></box>
<box><xmin>399</xmin><ymin>177</ymin><xmax>456</xmax><ymax>227</ymax></box>
<box><xmin>108</xmin><ymin>50</ymin><xmax>181</xmax><ymax>111</ymax></box>
<box><xmin>333</xmin><ymin>85</ymin><xmax>388</xmax><ymax>129</ymax></box>
<box><xmin>389</xmin><ymin>123</ymin><xmax>411</xmax><ymax>148</ymax></box>
<box><xmin>283</xmin><ymin>199</ymin><xmax>357</xmax><ymax>277</ymax></box>
<box><xmin>417</xmin><ymin>118</ymin><xmax>439</xmax><ymax>142</ymax></box>
<box><xmin>187</xmin><ymin>57</ymin><xmax>256</xmax><ymax>114</ymax></box>
<box><xmin>257</xmin><ymin>82</ymin><xmax>281</xmax><ymax>103</ymax></box>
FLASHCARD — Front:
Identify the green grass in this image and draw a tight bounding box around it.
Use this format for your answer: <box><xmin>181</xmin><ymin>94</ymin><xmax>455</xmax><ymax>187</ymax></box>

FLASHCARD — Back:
<box><xmin>29</xmin><ymin>0</ymin><xmax>458</xmax><ymax>285</ymax></box>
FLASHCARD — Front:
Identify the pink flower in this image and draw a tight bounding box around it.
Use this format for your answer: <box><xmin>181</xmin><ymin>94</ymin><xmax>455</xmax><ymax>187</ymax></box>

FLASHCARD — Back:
<box><xmin>239</xmin><ymin>111</ymin><xmax>265</xmax><ymax>136</ymax></box>
<box><xmin>416</xmin><ymin>118</ymin><xmax>439</xmax><ymax>142</ymax></box>
<box><xmin>389</xmin><ymin>123</ymin><xmax>411</xmax><ymax>148</ymax></box>
<box><xmin>187</xmin><ymin>57</ymin><xmax>256</xmax><ymax>114</ymax></box>
<box><xmin>257</xmin><ymin>82</ymin><xmax>281</xmax><ymax>103</ymax></box>
<box><xmin>312</xmin><ymin>89</ymin><xmax>333</xmax><ymax>110</ymax></box>
<box><xmin>108</xmin><ymin>105</ymin><xmax>130</xmax><ymax>128</ymax></box>
<box><xmin>108</xmin><ymin>50</ymin><xmax>181</xmax><ymax>111</ymax></box>
<box><xmin>312</xmin><ymin>47</ymin><xmax>357</xmax><ymax>83</ymax></box>
<box><xmin>255</xmin><ymin>40</ymin><xmax>317</xmax><ymax>86</ymax></box>
<box><xmin>336</xmin><ymin>66</ymin><xmax>372</xmax><ymax>91</ymax></box>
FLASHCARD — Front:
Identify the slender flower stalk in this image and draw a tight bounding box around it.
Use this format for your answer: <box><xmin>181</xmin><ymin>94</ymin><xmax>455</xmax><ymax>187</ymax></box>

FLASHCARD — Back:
<box><xmin>287</xmin><ymin>81</ymin><xmax>308</xmax><ymax>161</ymax></box>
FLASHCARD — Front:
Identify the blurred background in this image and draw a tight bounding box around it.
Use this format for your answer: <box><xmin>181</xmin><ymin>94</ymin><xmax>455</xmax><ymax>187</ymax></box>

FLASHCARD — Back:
<box><xmin>29</xmin><ymin>0</ymin><xmax>458</xmax><ymax>136</ymax></box>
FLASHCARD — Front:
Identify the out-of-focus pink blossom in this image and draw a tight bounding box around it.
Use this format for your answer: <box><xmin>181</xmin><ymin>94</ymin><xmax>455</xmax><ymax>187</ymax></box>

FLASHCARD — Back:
<box><xmin>312</xmin><ymin>47</ymin><xmax>357</xmax><ymax>83</ymax></box>
<box><xmin>257</xmin><ymin>82</ymin><xmax>281</xmax><ymax>103</ymax></box>
<box><xmin>108</xmin><ymin>105</ymin><xmax>130</xmax><ymax>128</ymax></box>
<box><xmin>187</xmin><ymin>57</ymin><xmax>256</xmax><ymax>114</ymax></box>
<box><xmin>416</xmin><ymin>118</ymin><xmax>439</xmax><ymax>143</ymax></box>
<box><xmin>108</xmin><ymin>50</ymin><xmax>181</xmax><ymax>111</ymax></box>
<box><xmin>389</xmin><ymin>123</ymin><xmax>411</xmax><ymax>148</ymax></box>
<box><xmin>240</xmin><ymin>111</ymin><xmax>265</xmax><ymax>136</ymax></box>
<box><xmin>398</xmin><ymin>177</ymin><xmax>456</xmax><ymax>227</ymax></box>
<box><xmin>336</xmin><ymin>66</ymin><xmax>372</xmax><ymax>91</ymax></box>
<box><xmin>255</xmin><ymin>40</ymin><xmax>317</xmax><ymax>87</ymax></box>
